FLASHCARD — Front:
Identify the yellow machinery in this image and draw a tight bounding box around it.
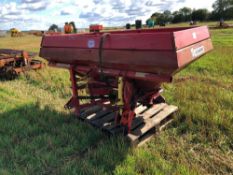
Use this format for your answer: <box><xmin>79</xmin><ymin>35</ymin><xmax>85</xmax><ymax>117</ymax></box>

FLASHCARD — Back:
<box><xmin>10</xmin><ymin>28</ymin><xmax>22</xmax><ymax>37</ymax></box>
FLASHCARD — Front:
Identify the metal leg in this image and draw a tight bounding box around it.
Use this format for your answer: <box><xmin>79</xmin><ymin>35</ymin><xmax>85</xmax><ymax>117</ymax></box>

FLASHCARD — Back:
<box><xmin>120</xmin><ymin>79</ymin><xmax>136</xmax><ymax>133</ymax></box>
<box><xmin>70</xmin><ymin>66</ymin><xmax>80</xmax><ymax>116</ymax></box>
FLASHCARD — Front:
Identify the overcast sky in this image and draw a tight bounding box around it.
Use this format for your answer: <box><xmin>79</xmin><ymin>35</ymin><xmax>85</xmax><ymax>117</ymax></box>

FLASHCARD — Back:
<box><xmin>0</xmin><ymin>0</ymin><xmax>216</xmax><ymax>30</ymax></box>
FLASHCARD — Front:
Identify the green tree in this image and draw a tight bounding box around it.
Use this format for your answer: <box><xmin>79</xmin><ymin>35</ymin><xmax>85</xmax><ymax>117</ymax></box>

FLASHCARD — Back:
<box><xmin>192</xmin><ymin>9</ymin><xmax>209</xmax><ymax>21</ymax></box>
<box><xmin>151</xmin><ymin>12</ymin><xmax>161</xmax><ymax>19</ymax></box>
<box><xmin>171</xmin><ymin>7</ymin><xmax>192</xmax><ymax>23</ymax></box>
<box><xmin>150</xmin><ymin>12</ymin><xmax>161</xmax><ymax>23</ymax></box>
<box><xmin>48</xmin><ymin>24</ymin><xmax>59</xmax><ymax>32</ymax></box>
<box><xmin>148</xmin><ymin>0</ymin><xmax>233</xmax><ymax>24</ymax></box>
<box><xmin>179</xmin><ymin>7</ymin><xmax>192</xmax><ymax>21</ymax></box>
<box><xmin>172</xmin><ymin>11</ymin><xmax>184</xmax><ymax>23</ymax></box>
<box><xmin>151</xmin><ymin>10</ymin><xmax>173</xmax><ymax>25</ymax></box>
<box><xmin>212</xmin><ymin>0</ymin><xmax>233</xmax><ymax>19</ymax></box>
<box><xmin>163</xmin><ymin>10</ymin><xmax>173</xmax><ymax>22</ymax></box>
<box><xmin>225</xmin><ymin>6</ymin><xmax>233</xmax><ymax>19</ymax></box>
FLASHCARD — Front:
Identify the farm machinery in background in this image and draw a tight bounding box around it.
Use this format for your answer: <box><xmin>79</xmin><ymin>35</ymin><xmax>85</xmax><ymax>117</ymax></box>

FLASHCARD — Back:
<box><xmin>0</xmin><ymin>49</ymin><xmax>44</xmax><ymax>79</ymax></box>
<box><xmin>40</xmin><ymin>26</ymin><xmax>213</xmax><ymax>146</ymax></box>
<box><xmin>10</xmin><ymin>28</ymin><xmax>23</xmax><ymax>37</ymax></box>
<box><xmin>89</xmin><ymin>24</ymin><xmax>103</xmax><ymax>32</ymax></box>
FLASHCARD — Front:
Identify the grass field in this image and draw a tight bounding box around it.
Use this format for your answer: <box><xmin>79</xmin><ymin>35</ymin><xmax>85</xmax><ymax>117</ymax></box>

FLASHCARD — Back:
<box><xmin>0</xmin><ymin>27</ymin><xmax>232</xmax><ymax>175</ymax></box>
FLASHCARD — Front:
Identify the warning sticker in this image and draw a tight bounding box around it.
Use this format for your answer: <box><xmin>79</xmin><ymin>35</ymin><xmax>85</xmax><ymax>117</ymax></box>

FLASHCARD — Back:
<box><xmin>192</xmin><ymin>32</ymin><xmax>197</xmax><ymax>39</ymax></box>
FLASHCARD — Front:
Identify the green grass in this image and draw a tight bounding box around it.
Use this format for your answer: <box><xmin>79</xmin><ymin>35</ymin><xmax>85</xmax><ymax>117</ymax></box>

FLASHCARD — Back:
<box><xmin>0</xmin><ymin>28</ymin><xmax>233</xmax><ymax>174</ymax></box>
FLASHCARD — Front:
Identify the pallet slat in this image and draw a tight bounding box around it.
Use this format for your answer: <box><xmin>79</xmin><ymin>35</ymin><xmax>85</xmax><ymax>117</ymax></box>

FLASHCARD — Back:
<box><xmin>105</xmin><ymin>124</ymin><xmax>125</xmax><ymax>135</ymax></box>
<box><xmin>141</xmin><ymin>103</ymin><xmax>167</xmax><ymax>120</ymax></box>
<box><xmin>135</xmin><ymin>105</ymin><xmax>147</xmax><ymax>115</ymax></box>
<box><xmin>91</xmin><ymin>112</ymin><xmax>116</xmax><ymax>128</ymax></box>
<box><xmin>127</xmin><ymin>105</ymin><xmax>178</xmax><ymax>145</ymax></box>
<box><xmin>130</xmin><ymin>117</ymin><xmax>144</xmax><ymax>131</ymax></box>
<box><xmin>80</xmin><ymin>105</ymin><xmax>102</xmax><ymax>119</ymax></box>
<box><xmin>77</xmin><ymin>103</ymin><xmax>178</xmax><ymax>146</ymax></box>
<box><xmin>85</xmin><ymin>108</ymin><xmax>112</xmax><ymax>121</ymax></box>
<box><xmin>130</xmin><ymin>105</ymin><xmax>177</xmax><ymax>136</ymax></box>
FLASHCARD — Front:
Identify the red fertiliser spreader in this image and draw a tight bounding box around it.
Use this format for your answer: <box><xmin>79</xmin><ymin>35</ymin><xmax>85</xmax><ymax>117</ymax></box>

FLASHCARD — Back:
<box><xmin>39</xmin><ymin>26</ymin><xmax>213</xmax><ymax>146</ymax></box>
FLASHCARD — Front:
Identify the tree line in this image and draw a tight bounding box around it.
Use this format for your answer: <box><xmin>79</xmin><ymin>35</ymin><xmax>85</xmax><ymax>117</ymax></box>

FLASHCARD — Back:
<box><xmin>147</xmin><ymin>0</ymin><xmax>233</xmax><ymax>24</ymax></box>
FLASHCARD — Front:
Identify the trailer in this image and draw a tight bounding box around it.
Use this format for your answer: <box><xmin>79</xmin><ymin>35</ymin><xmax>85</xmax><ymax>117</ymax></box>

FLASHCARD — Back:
<box><xmin>89</xmin><ymin>24</ymin><xmax>103</xmax><ymax>32</ymax></box>
<box><xmin>39</xmin><ymin>26</ymin><xmax>213</xmax><ymax>146</ymax></box>
<box><xmin>0</xmin><ymin>49</ymin><xmax>44</xmax><ymax>79</ymax></box>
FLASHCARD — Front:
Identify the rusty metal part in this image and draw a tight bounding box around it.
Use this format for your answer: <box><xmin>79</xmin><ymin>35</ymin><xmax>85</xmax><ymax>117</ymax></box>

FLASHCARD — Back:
<box><xmin>0</xmin><ymin>49</ymin><xmax>44</xmax><ymax>79</ymax></box>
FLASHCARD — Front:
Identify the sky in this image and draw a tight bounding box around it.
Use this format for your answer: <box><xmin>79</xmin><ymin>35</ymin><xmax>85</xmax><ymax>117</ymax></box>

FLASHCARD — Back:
<box><xmin>0</xmin><ymin>0</ymin><xmax>216</xmax><ymax>31</ymax></box>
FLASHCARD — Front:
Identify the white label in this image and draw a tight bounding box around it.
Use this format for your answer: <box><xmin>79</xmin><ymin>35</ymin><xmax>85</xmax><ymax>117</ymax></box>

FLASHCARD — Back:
<box><xmin>192</xmin><ymin>32</ymin><xmax>197</xmax><ymax>39</ymax></box>
<box><xmin>135</xmin><ymin>72</ymin><xmax>146</xmax><ymax>78</ymax></box>
<box><xmin>56</xmin><ymin>63</ymin><xmax>70</xmax><ymax>69</ymax></box>
<box><xmin>191</xmin><ymin>46</ymin><xmax>205</xmax><ymax>58</ymax></box>
<box><xmin>87</xmin><ymin>39</ymin><xmax>95</xmax><ymax>48</ymax></box>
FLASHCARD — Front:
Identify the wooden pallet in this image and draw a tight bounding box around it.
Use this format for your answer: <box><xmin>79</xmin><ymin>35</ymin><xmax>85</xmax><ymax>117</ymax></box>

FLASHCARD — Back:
<box><xmin>78</xmin><ymin>103</ymin><xmax>178</xmax><ymax>146</ymax></box>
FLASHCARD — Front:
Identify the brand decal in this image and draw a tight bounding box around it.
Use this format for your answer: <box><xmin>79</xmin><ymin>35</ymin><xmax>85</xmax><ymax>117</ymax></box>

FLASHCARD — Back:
<box><xmin>191</xmin><ymin>46</ymin><xmax>205</xmax><ymax>58</ymax></box>
<box><xmin>88</xmin><ymin>39</ymin><xmax>95</xmax><ymax>48</ymax></box>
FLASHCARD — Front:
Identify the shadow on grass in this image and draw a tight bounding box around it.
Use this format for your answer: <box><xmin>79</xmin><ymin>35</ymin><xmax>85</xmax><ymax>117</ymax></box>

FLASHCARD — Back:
<box><xmin>0</xmin><ymin>103</ymin><xmax>130</xmax><ymax>175</ymax></box>
<box><xmin>0</xmin><ymin>76</ymin><xmax>18</xmax><ymax>81</ymax></box>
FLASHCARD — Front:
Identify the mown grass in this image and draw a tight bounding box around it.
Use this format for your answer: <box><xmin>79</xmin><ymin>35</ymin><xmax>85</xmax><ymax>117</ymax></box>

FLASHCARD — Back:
<box><xmin>0</xmin><ymin>28</ymin><xmax>232</xmax><ymax>174</ymax></box>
